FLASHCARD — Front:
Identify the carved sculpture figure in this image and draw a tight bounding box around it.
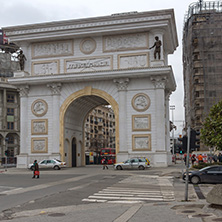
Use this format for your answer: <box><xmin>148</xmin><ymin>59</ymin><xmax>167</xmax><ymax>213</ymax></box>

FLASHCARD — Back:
<box><xmin>135</xmin><ymin>96</ymin><xmax>148</xmax><ymax>109</ymax></box>
<box><xmin>149</xmin><ymin>36</ymin><xmax>162</xmax><ymax>60</ymax></box>
<box><xmin>17</xmin><ymin>50</ymin><xmax>26</xmax><ymax>70</ymax></box>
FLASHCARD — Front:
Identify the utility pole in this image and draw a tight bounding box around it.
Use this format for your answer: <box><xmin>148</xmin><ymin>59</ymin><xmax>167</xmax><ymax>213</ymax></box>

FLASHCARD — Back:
<box><xmin>185</xmin><ymin>126</ymin><xmax>191</xmax><ymax>201</ymax></box>
<box><xmin>170</xmin><ymin>105</ymin><xmax>176</xmax><ymax>164</ymax></box>
<box><xmin>5</xmin><ymin>137</ymin><xmax>8</xmax><ymax>172</ymax></box>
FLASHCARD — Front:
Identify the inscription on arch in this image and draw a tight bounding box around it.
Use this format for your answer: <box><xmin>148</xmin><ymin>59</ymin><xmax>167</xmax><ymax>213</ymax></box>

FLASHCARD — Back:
<box><xmin>103</xmin><ymin>33</ymin><xmax>148</xmax><ymax>52</ymax></box>
<box><xmin>32</xmin><ymin>40</ymin><xmax>73</xmax><ymax>58</ymax></box>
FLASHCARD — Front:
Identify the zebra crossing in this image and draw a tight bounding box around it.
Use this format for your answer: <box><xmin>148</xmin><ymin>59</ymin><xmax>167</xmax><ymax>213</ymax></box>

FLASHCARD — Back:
<box><xmin>82</xmin><ymin>175</ymin><xmax>175</xmax><ymax>204</ymax></box>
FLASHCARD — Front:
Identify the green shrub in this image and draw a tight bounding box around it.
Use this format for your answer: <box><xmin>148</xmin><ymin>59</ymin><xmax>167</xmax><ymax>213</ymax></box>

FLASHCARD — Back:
<box><xmin>193</xmin><ymin>162</ymin><xmax>222</xmax><ymax>169</ymax></box>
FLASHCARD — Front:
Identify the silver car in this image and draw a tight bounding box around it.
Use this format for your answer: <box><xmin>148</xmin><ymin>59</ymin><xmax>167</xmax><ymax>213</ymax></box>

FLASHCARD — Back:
<box><xmin>29</xmin><ymin>159</ymin><xmax>66</xmax><ymax>170</ymax></box>
<box><xmin>114</xmin><ymin>158</ymin><xmax>150</xmax><ymax>170</ymax></box>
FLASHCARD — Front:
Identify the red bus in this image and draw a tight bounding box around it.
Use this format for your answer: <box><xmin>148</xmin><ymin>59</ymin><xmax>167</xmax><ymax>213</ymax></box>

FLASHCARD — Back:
<box><xmin>100</xmin><ymin>148</ymin><xmax>116</xmax><ymax>164</ymax></box>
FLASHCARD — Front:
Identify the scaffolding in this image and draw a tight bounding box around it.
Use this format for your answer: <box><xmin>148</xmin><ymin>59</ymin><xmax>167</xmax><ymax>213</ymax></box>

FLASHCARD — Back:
<box><xmin>183</xmin><ymin>0</ymin><xmax>222</xmax><ymax>150</ymax></box>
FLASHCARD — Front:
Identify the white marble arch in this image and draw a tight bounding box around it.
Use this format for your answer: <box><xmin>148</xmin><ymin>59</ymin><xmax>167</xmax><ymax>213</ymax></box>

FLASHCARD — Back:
<box><xmin>6</xmin><ymin>9</ymin><xmax>178</xmax><ymax>168</ymax></box>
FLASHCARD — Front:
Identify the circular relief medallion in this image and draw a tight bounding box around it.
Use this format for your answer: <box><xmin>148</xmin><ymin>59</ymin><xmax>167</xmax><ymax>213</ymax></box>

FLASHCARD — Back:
<box><xmin>31</xmin><ymin>99</ymin><xmax>48</xmax><ymax>117</ymax></box>
<box><xmin>80</xmin><ymin>37</ymin><xmax>96</xmax><ymax>54</ymax></box>
<box><xmin>132</xmin><ymin>93</ymin><xmax>150</xmax><ymax>112</ymax></box>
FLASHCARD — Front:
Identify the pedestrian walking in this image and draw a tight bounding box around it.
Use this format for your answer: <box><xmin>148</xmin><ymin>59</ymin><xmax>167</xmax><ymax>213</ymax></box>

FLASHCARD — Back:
<box><xmin>32</xmin><ymin>160</ymin><xmax>40</xmax><ymax>179</ymax></box>
<box><xmin>213</xmin><ymin>154</ymin><xmax>218</xmax><ymax>163</ymax></box>
<box><xmin>197</xmin><ymin>154</ymin><xmax>203</xmax><ymax>163</ymax></box>
<box><xmin>102</xmin><ymin>157</ymin><xmax>108</xmax><ymax>170</ymax></box>
<box><xmin>218</xmin><ymin>153</ymin><xmax>222</xmax><ymax>162</ymax></box>
<box><xmin>191</xmin><ymin>154</ymin><xmax>196</xmax><ymax>166</ymax></box>
<box><xmin>183</xmin><ymin>153</ymin><xmax>187</xmax><ymax>165</ymax></box>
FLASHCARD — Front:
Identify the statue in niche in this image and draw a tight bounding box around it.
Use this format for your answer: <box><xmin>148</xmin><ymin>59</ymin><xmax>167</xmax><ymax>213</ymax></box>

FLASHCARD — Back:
<box><xmin>17</xmin><ymin>50</ymin><xmax>26</xmax><ymax>70</ymax></box>
<box><xmin>149</xmin><ymin>36</ymin><xmax>162</xmax><ymax>60</ymax></box>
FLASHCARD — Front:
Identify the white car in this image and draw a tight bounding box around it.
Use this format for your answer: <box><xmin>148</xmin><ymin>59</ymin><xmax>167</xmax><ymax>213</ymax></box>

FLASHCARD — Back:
<box><xmin>29</xmin><ymin>159</ymin><xmax>66</xmax><ymax>170</ymax></box>
<box><xmin>114</xmin><ymin>157</ymin><xmax>150</xmax><ymax>170</ymax></box>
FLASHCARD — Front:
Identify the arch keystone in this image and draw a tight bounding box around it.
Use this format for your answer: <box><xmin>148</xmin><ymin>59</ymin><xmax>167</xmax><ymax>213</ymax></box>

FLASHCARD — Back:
<box><xmin>84</xmin><ymin>86</ymin><xmax>92</xmax><ymax>95</ymax></box>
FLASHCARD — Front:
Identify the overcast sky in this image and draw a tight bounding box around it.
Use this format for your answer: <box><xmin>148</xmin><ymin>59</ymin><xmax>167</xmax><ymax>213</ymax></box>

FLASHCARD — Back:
<box><xmin>0</xmin><ymin>0</ymin><xmax>209</xmax><ymax>135</ymax></box>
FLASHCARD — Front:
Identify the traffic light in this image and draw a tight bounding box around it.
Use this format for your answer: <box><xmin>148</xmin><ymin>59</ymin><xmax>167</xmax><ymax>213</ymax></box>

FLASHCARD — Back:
<box><xmin>190</xmin><ymin>129</ymin><xmax>200</xmax><ymax>151</ymax></box>
<box><xmin>177</xmin><ymin>129</ymin><xmax>200</xmax><ymax>153</ymax></box>
<box><xmin>5</xmin><ymin>150</ymin><xmax>9</xmax><ymax>156</ymax></box>
<box><xmin>178</xmin><ymin>136</ymin><xmax>187</xmax><ymax>153</ymax></box>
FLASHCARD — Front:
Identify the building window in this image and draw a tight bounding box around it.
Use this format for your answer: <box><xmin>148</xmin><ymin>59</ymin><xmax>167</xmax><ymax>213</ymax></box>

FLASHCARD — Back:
<box><xmin>7</xmin><ymin>108</ymin><xmax>14</xmax><ymax>116</ymax></box>
<box><xmin>7</xmin><ymin>108</ymin><xmax>15</xmax><ymax>123</ymax></box>
<box><xmin>209</xmin><ymin>91</ymin><xmax>216</xmax><ymax>97</ymax></box>
<box><xmin>7</xmin><ymin>94</ymin><xmax>15</xmax><ymax>103</ymax></box>
<box><xmin>8</xmin><ymin>136</ymin><xmax>14</xmax><ymax>144</ymax></box>
<box><xmin>195</xmin><ymin>91</ymin><xmax>199</xmax><ymax>98</ymax></box>
<box><xmin>7</xmin><ymin>122</ymin><xmax>14</xmax><ymax>130</ymax></box>
<box><xmin>194</xmin><ymin>55</ymin><xmax>198</xmax><ymax>60</ymax></box>
<box><xmin>194</xmin><ymin>69</ymin><xmax>198</xmax><ymax>73</ymax></box>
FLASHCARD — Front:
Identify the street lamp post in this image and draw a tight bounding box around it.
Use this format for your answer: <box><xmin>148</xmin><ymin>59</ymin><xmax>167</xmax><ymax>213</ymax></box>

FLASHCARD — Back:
<box><xmin>5</xmin><ymin>137</ymin><xmax>8</xmax><ymax>171</ymax></box>
<box><xmin>170</xmin><ymin>105</ymin><xmax>176</xmax><ymax>164</ymax></box>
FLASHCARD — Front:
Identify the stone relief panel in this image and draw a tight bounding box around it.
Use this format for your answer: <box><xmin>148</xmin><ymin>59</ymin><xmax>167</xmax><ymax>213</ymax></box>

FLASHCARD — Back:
<box><xmin>103</xmin><ymin>33</ymin><xmax>148</xmax><ymax>52</ymax></box>
<box><xmin>131</xmin><ymin>93</ymin><xmax>151</xmax><ymax>112</ymax></box>
<box><xmin>31</xmin><ymin>99</ymin><xmax>48</xmax><ymax>117</ymax></box>
<box><xmin>32</xmin><ymin>40</ymin><xmax>73</xmax><ymax>58</ymax></box>
<box><xmin>132</xmin><ymin>114</ymin><xmax>151</xmax><ymax>131</ymax></box>
<box><xmin>80</xmin><ymin>37</ymin><xmax>96</xmax><ymax>54</ymax></box>
<box><xmin>65</xmin><ymin>56</ymin><xmax>113</xmax><ymax>73</ymax></box>
<box><xmin>132</xmin><ymin>134</ymin><xmax>151</xmax><ymax>151</ymax></box>
<box><xmin>31</xmin><ymin>137</ymin><xmax>48</xmax><ymax>153</ymax></box>
<box><xmin>31</xmin><ymin>119</ymin><xmax>48</xmax><ymax>135</ymax></box>
<box><xmin>32</xmin><ymin>60</ymin><xmax>59</xmax><ymax>75</ymax></box>
<box><xmin>118</xmin><ymin>53</ymin><xmax>149</xmax><ymax>69</ymax></box>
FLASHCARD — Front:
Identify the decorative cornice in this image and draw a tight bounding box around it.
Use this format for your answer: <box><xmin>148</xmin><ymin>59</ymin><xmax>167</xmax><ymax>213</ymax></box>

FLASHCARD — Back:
<box><xmin>150</xmin><ymin>76</ymin><xmax>168</xmax><ymax>89</ymax></box>
<box><xmin>47</xmin><ymin>83</ymin><xmax>62</xmax><ymax>95</ymax></box>
<box><xmin>113</xmin><ymin>78</ymin><xmax>130</xmax><ymax>91</ymax></box>
<box><xmin>17</xmin><ymin>85</ymin><xmax>29</xmax><ymax>97</ymax></box>
<box><xmin>4</xmin><ymin>14</ymin><xmax>172</xmax><ymax>36</ymax></box>
<box><xmin>8</xmin><ymin>67</ymin><xmax>176</xmax><ymax>92</ymax></box>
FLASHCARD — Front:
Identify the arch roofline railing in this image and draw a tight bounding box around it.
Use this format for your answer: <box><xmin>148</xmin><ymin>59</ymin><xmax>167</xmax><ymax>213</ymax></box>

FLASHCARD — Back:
<box><xmin>184</xmin><ymin>0</ymin><xmax>222</xmax><ymax>24</ymax></box>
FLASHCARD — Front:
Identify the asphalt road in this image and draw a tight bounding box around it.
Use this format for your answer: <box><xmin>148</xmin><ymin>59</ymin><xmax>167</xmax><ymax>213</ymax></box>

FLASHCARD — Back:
<box><xmin>0</xmin><ymin>165</ymin><xmax>219</xmax><ymax>222</ymax></box>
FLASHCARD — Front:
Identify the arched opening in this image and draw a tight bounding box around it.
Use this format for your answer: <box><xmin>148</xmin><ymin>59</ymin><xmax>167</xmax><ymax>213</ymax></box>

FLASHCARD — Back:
<box><xmin>60</xmin><ymin>87</ymin><xmax>119</xmax><ymax>167</ymax></box>
<box><xmin>71</xmin><ymin>137</ymin><xmax>77</xmax><ymax>167</ymax></box>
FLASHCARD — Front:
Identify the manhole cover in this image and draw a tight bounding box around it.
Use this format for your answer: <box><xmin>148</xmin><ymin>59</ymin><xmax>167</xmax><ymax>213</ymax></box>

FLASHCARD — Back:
<box><xmin>192</xmin><ymin>214</ymin><xmax>212</xmax><ymax>218</ymax></box>
<box><xmin>48</xmin><ymin>213</ymin><xmax>65</xmax><ymax>217</ymax></box>
<box><xmin>182</xmin><ymin>210</ymin><xmax>196</xmax><ymax>213</ymax></box>
<box><xmin>213</xmin><ymin>219</ymin><xmax>222</xmax><ymax>221</ymax></box>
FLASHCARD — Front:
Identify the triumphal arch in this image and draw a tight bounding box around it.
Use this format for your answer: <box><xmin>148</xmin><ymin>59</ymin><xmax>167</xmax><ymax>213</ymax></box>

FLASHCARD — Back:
<box><xmin>4</xmin><ymin>9</ymin><xmax>178</xmax><ymax>168</ymax></box>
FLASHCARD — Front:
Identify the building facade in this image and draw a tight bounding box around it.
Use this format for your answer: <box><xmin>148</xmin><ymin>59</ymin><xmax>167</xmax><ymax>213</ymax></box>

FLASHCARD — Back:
<box><xmin>183</xmin><ymin>1</ymin><xmax>222</xmax><ymax>150</ymax></box>
<box><xmin>5</xmin><ymin>9</ymin><xmax>178</xmax><ymax>168</ymax></box>
<box><xmin>0</xmin><ymin>52</ymin><xmax>20</xmax><ymax>164</ymax></box>
<box><xmin>85</xmin><ymin>105</ymin><xmax>115</xmax><ymax>152</ymax></box>
<box><xmin>0</xmin><ymin>80</ymin><xmax>20</xmax><ymax>162</ymax></box>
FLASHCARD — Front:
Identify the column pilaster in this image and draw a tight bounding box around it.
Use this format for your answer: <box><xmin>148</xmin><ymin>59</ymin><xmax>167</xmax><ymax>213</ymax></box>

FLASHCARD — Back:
<box><xmin>150</xmin><ymin>76</ymin><xmax>167</xmax><ymax>152</ymax></box>
<box><xmin>47</xmin><ymin>83</ymin><xmax>62</xmax><ymax>157</ymax></box>
<box><xmin>17</xmin><ymin>85</ymin><xmax>30</xmax><ymax>154</ymax></box>
<box><xmin>113</xmin><ymin>78</ymin><xmax>129</xmax><ymax>156</ymax></box>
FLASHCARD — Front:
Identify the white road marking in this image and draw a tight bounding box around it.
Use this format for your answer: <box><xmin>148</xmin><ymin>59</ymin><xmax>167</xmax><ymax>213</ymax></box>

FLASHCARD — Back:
<box><xmin>82</xmin><ymin>175</ymin><xmax>175</xmax><ymax>203</ymax></box>
<box><xmin>0</xmin><ymin>173</ymin><xmax>98</xmax><ymax>196</ymax></box>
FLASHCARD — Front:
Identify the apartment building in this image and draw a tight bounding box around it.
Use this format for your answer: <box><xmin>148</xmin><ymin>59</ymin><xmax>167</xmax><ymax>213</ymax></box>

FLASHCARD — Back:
<box><xmin>183</xmin><ymin>0</ymin><xmax>222</xmax><ymax>150</ymax></box>
<box><xmin>84</xmin><ymin>105</ymin><xmax>115</xmax><ymax>152</ymax></box>
<box><xmin>0</xmin><ymin>52</ymin><xmax>20</xmax><ymax>164</ymax></box>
